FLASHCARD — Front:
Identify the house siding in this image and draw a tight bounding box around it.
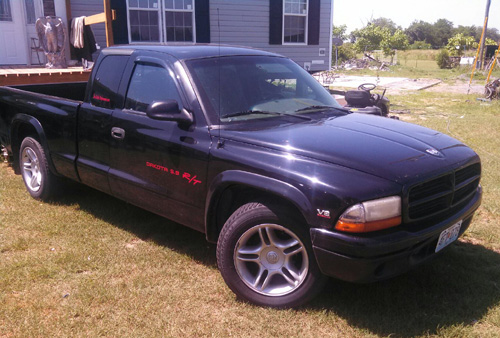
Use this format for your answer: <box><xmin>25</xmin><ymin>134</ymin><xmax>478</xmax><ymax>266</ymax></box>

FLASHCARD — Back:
<box><xmin>69</xmin><ymin>0</ymin><xmax>332</xmax><ymax>71</ymax></box>
<box><xmin>210</xmin><ymin>0</ymin><xmax>332</xmax><ymax>71</ymax></box>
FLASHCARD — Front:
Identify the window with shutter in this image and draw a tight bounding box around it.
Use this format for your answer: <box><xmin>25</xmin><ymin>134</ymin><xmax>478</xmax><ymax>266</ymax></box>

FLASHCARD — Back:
<box><xmin>269</xmin><ymin>0</ymin><xmax>320</xmax><ymax>46</ymax></box>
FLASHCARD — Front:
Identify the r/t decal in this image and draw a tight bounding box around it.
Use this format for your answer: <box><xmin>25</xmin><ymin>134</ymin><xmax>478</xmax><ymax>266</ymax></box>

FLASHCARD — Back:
<box><xmin>182</xmin><ymin>172</ymin><xmax>202</xmax><ymax>186</ymax></box>
<box><xmin>146</xmin><ymin>162</ymin><xmax>202</xmax><ymax>186</ymax></box>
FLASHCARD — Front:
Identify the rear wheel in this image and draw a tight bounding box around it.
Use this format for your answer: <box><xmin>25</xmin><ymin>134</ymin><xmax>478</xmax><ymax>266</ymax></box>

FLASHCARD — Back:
<box><xmin>19</xmin><ymin>137</ymin><xmax>58</xmax><ymax>200</ymax></box>
<box><xmin>217</xmin><ymin>202</ymin><xmax>327</xmax><ymax>308</ymax></box>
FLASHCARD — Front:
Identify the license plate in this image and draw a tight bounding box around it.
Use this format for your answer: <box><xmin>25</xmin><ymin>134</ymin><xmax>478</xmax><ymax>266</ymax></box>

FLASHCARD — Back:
<box><xmin>435</xmin><ymin>220</ymin><xmax>463</xmax><ymax>253</ymax></box>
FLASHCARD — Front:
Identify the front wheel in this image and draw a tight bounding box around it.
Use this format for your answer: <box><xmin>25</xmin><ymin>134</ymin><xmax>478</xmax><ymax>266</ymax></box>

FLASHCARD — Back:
<box><xmin>216</xmin><ymin>202</ymin><xmax>327</xmax><ymax>308</ymax></box>
<box><xmin>19</xmin><ymin>137</ymin><xmax>58</xmax><ymax>201</ymax></box>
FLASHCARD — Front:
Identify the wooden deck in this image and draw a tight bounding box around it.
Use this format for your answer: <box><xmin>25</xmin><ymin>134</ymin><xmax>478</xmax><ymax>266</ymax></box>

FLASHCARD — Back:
<box><xmin>0</xmin><ymin>65</ymin><xmax>91</xmax><ymax>86</ymax></box>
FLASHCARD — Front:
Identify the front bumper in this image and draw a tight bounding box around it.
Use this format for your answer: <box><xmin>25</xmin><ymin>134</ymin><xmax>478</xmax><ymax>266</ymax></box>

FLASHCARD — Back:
<box><xmin>310</xmin><ymin>186</ymin><xmax>482</xmax><ymax>283</ymax></box>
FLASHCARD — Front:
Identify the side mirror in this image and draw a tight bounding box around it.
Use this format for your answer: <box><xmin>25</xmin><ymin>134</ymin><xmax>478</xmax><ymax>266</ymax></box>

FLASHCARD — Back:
<box><xmin>146</xmin><ymin>100</ymin><xmax>193</xmax><ymax>126</ymax></box>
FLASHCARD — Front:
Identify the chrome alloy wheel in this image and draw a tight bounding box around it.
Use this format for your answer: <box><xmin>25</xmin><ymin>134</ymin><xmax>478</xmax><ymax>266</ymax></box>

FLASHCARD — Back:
<box><xmin>234</xmin><ymin>223</ymin><xmax>309</xmax><ymax>296</ymax></box>
<box><xmin>21</xmin><ymin>147</ymin><xmax>42</xmax><ymax>192</ymax></box>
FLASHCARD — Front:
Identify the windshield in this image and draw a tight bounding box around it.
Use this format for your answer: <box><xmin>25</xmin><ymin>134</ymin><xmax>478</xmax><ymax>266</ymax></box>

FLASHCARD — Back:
<box><xmin>185</xmin><ymin>56</ymin><xmax>343</xmax><ymax>124</ymax></box>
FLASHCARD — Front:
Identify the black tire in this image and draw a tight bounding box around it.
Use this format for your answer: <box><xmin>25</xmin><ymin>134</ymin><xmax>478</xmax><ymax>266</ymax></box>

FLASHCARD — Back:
<box><xmin>216</xmin><ymin>202</ymin><xmax>327</xmax><ymax>308</ymax></box>
<box><xmin>19</xmin><ymin>137</ymin><xmax>58</xmax><ymax>201</ymax></box>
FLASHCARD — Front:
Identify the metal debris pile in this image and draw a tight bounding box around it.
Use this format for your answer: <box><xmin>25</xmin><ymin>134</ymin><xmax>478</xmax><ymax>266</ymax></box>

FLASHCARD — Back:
<box><xmin>341</xmin><ymin>53</ymin><xmax>389</xmax><ymax>71</ymax></box>
<box><xmin>485</xmin><ymin>78</ymin><xmax>500</xmax><ymax>100</ymax></box>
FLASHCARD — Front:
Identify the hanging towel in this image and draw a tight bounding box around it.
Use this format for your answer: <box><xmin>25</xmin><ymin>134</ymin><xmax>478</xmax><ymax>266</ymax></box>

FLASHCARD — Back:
<box><xmin>70</xmin><ymin>16</ymin><xmax>85</xmax><ymax>49</ymax></box>
<box><xmin>75</xmin><ymin>24</ymin><xmax>97</xmax><ymax>63</ymax></box>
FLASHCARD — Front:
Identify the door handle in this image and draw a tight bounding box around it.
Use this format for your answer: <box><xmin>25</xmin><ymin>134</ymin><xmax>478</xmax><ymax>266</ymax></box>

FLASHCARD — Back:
<box><xmin>111</xmin><ymin>127</ymin><xmax>125</xmax><ymax>140</ymax></box>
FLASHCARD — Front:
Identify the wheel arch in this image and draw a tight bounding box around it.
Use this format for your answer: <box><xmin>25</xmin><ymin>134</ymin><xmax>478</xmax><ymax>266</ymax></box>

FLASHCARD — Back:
<box><xmin>205</xmin><ymin>170</ymin><xmax>315</xmax><ymax>243</ymax></box>
<box><xmin>10</xmin><ymin>114</ymin><xmax>56</xmax><ymax>175</ymax></box>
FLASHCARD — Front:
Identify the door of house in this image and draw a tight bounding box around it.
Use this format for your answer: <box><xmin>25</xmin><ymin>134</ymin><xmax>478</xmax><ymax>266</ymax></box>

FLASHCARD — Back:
<box><xmin>0</xmin><ymin>0</ymin><xmax>28</xmax><ymax>65</ymax></box>
<box><xmin>24</xmin><ymin>0</ymin><xmax>44</xmax><ymax>65</ymax></box>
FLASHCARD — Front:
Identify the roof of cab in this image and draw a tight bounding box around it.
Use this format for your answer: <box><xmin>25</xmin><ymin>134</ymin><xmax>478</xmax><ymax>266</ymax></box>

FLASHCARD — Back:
<box><xmin>106</xmin><ymin>44</ymin><xmax>283</xmax><ymax>60</ymax></box>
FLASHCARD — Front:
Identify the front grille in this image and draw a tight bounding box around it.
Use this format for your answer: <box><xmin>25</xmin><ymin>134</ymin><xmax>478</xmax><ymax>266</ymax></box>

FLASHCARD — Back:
<box><xmin>407</xmin><ymin>163</ymin><xmax>480</xmax><ymax>222</ymax></box>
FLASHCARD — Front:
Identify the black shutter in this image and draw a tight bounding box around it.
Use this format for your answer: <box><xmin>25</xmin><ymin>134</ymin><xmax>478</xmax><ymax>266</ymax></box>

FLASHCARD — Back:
<box><xmin>195</xmin><ymin>0</ymin><xmax>210</xmax><ymax>43</ymax></box>
<box><xmin>111</xmin><ymin>0</ymin><xmax>129</xmax><ymax>44</ymax></box>
<box><xmin>269</xmin><ymin>0</ymin><xmax>283</xmax><ymax>45</ymax></box>
<box><xmin>307</xmin><ymin>0</ymin><xmax>320</xmax><ymax>45</ymax></box>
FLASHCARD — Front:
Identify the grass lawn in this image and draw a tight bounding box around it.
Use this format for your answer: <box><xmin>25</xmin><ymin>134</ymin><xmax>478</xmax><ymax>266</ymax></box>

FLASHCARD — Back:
<box><xmin>1</xmin><ymin>90</ymin><xmax>500</xmax><ymax>337</ymax></box>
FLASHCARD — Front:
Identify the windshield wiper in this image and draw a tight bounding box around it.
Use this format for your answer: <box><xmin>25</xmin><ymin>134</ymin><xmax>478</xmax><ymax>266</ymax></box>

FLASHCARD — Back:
<box><xmin>223</xmin><ymin>110</ymin><xmax>311</xmax><ymax>121</ymax></box>
<box><xmin>295</xmin><ymin>105</ymin><xmax>350</xmax><ymax>114</ymax></box>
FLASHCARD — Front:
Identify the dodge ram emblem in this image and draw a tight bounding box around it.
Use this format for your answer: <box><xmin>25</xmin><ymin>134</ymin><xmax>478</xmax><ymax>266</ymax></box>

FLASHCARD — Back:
<box><xmin>426</xmin><ymin>148</ymin><xmax>440</xmax><ymax>156</ymax></box>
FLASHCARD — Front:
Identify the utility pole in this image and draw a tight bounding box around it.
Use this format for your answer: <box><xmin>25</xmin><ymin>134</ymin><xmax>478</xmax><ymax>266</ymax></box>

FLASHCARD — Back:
<box><xmin>478</xmin><ymin>0</ymin><xmax>491</xmax><ymax>69</ymax></box>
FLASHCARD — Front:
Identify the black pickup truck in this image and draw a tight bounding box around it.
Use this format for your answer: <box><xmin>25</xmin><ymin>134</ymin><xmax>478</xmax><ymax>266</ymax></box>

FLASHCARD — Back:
<box><xmin>0</xmin><ymin>45</ymin><xmax>482</xmax><ymax>308</ymax></box>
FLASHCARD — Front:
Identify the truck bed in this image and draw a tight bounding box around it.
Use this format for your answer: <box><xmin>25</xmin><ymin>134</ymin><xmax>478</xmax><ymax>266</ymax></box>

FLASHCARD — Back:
<box><xmin>8</xmin><ymin>82</ymin><xmax>87</xmax><ymax>102</ymax></box>
<box><xmin>0</xmin><ymin>82</ymin><xmax>86</xmax><ymax>181</ymax></box>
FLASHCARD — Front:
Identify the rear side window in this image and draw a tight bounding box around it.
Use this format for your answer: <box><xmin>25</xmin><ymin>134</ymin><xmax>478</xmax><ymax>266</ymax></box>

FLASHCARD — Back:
<box><xmin>124</xmin><ymin>63</ymin><xmax>183</xmax><ymax>113</ymax></box>
<box><xmin>91</xmin><ymin>55</ymin><xmax>129</xmax><ymax>109</ymax></box>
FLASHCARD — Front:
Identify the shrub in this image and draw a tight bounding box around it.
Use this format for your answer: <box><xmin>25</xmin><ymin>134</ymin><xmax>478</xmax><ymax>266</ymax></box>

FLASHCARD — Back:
<box><xmin>436</xmin><ymin>49</ymin><xmax>452</xmax><ymax>69</ymax></box>
<box><xmin>333</xmin><ymin>42</ymin><xmax>357</xmax><ymax>64</ymax></box>
<box><xmin>410</xmin><ymin>41</ymin><xmax>432</xmax><ymax>50</ymax></box>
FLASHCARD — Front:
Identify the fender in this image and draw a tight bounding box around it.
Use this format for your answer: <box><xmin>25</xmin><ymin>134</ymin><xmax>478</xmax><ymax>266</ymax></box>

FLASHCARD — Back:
<box><xmin>10</xmin><ymin>113</ymin><xmax>58</xmax><ymax>175</ymax></box>
<box><xmin>205</xmin><ymin>170</ymin><xmax>315</xmax><ymax>242</ymax></box>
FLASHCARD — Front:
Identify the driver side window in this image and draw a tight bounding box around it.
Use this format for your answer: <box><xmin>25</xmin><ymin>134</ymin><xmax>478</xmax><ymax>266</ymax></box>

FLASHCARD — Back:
<box><xmin>125</xmin><ymin>63</ymin><xmax>182</xmax><ymax>113</ymax></box>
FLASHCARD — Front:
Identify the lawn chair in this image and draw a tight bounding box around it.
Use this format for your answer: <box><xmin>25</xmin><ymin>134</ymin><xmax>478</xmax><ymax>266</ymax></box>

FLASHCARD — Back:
<box><xmin>30</xmin><ymin>37</ymin><xmax>44</xmax><ymax>65</ymax></box>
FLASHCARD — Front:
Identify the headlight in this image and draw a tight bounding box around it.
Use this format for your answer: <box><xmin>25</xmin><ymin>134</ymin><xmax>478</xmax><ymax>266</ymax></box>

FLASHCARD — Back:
<box><xmin>335</xmin><ymin>196</ymin><xmax>402</xmax><ymax>233</ymax></box>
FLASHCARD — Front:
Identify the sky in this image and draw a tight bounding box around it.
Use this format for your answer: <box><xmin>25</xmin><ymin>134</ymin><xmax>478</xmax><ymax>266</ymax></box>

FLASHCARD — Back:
<box><xmin>333</xmin><ymin>0</ymin><xmax>500</xmax><ymax>33</ymax></box>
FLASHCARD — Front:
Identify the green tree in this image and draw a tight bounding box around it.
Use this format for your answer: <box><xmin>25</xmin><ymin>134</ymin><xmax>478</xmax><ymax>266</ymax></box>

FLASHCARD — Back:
<box><xmin>434</xmin><ymin>19</ymin><xmax>454</xmax><ymax>47</ymax></box>
<box><xmin>380</xmin><ymin>29</ymin><xmax>409</xmax><ymax>63</ymax></box>
<box><xmin>405</xmin><ymin>19</ymin><xmax>455</xmax><ymax>48</ymax></box>
<box><xmin>370</xmin><ymin>17</ymin><xmax>400</xmax><ymax>34</ymax></box>
<box><xmin>332</xmin><ymin>24</ymin><xmax>348</xmax><ymax>40</ymax></box>
<box><xmin>446</xmin><ymin>33</ymin><xmax>477</xmax><ymax>56</ymax></box>
<box><xmin>486</xmin><ymin>38</ymin><xmax>499</xmax><ymax>46</ymax></box>
<box><xmin>486</xmin><ymin>28</ymin><xmax>500</xmax><ymax>42</ymax></box>
<box><xmin>454</xmin><ymin>26</ymin><xmax>500</xmax><ymax>42</ymax></box>
<box><xmin>352</xmin><ymin>24</ymin><xmax>388</xmax><ymax>52</ymax></box>
<box><xmin>405</xmin><ymin>20</ymin><xmax>436</xmax><ymax>46</ymax></box>
<box><xmin>455</xmin><ymin>25</ymin><xmax>480</xmax><ymax>41</ymax></box>
<box><xmin>352</xmin><ymin>23</ymin><xmax>409</xmax><ymax>63</ymax></box>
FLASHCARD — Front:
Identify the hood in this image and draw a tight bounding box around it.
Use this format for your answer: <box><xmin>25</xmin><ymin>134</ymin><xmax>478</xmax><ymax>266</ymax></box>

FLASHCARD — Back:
<box><xmin>220</xmin><ymin>113</ymin><xmax>479</xmax><ymax>184</ymax></box>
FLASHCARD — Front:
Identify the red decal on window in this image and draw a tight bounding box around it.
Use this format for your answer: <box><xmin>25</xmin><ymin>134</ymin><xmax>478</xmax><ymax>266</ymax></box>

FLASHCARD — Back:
<box><xmin>92</xmin><ymin>93</ymin><xmax>111</xmax><ymax>102</ymax></box>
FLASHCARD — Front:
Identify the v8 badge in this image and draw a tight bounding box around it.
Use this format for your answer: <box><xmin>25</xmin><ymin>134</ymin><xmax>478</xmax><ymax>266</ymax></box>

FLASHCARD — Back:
<box><xmin>317</xmin><ymin>209</ymin><xmax>331</xmax><ymax>219</ymax></box>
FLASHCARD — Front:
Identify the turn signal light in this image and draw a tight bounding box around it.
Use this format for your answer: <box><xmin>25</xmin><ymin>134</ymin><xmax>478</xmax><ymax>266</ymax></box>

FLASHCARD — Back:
<box><xmin>335</xmin><ymin>196</ymin><xmax>402</xmax><ymax>233</ymax></box>
<box><xmin>335</xmin><ymin>216</ymin><xmax>402</xmax><ymax>233</ymax></box>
